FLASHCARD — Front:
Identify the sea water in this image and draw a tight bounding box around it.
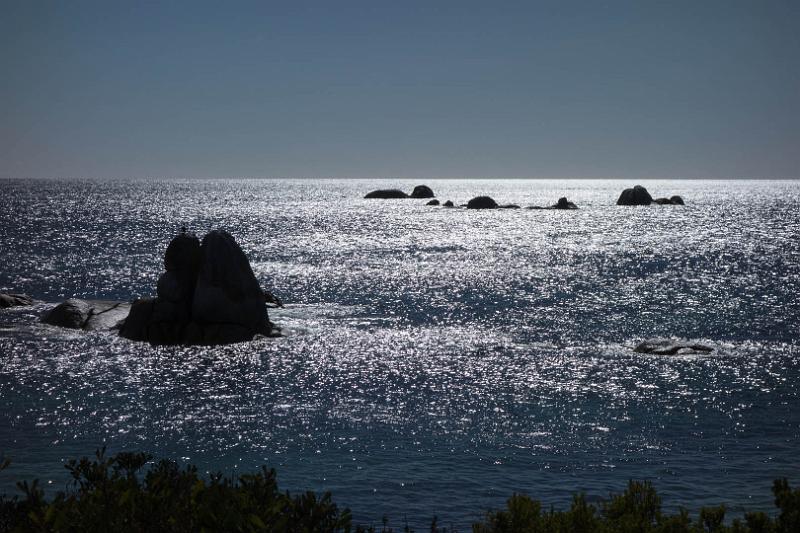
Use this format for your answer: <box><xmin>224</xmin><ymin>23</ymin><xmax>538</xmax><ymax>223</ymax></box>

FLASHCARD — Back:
<box><xmin>0</xmin><ymin>178</ymin><xmax>798</xmax><ymax>527</ymax></box>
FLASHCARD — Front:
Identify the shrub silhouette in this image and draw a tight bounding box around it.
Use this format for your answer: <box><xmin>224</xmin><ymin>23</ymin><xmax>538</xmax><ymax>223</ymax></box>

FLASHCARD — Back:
<box><xmin>1</xmin><ymin>451</ymin><xmax>799</xmax><ymax>532</ymax></box>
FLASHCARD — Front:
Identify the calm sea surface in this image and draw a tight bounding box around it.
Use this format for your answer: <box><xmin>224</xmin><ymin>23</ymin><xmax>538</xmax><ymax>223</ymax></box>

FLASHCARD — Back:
<box><xmin>1</xmin><ymin>179</ymin><xmax>798</xmax><ymax>527</ymax></box>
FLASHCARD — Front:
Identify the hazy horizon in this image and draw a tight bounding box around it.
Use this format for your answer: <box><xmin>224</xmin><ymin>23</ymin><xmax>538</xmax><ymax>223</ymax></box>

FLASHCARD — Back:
<box><xmin>2</xmin><ymin>1</ymin><xmax>798</xmax><ymax>180</ymax></box>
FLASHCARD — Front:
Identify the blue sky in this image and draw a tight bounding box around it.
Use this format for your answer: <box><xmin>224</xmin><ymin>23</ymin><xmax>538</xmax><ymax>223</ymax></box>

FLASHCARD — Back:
<box><xmin>1</xmin><ymin>0</ymin><xmax>798</xmax><ymax>179</ymax></box>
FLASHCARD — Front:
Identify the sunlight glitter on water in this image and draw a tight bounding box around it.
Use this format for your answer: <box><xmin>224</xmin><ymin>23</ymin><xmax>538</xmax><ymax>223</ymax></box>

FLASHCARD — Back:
<box><xmin>1</xmin><ymin>179</ymin><xmax>799</xmax><ymax>526</ymax></box>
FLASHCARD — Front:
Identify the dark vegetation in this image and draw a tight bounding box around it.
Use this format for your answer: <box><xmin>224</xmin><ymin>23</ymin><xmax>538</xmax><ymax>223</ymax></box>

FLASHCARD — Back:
<box><xmin>1</xmin><ymin>450</ymin><xmax>798</xmax><ymax>532</ymax></box>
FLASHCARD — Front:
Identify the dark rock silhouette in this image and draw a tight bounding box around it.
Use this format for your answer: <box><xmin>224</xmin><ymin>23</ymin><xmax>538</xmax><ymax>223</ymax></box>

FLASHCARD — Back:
<box><xmin>192</xmin><ymin>230</ymin><xmax>270</xmax><ymax>334</ymax></box>
<box><xmin>467</xmin><ymin>196</ymin><xmax>498</xmax><ymax>209</ymax></box>
<box><xmin>653</xmin><ymin>195</ymin><xmax>685</xmax><ymax>205</ymax></box>
<box><xmin>364</xmin><ymin>189</ymin><xmax>408</xmax><ymax>199</ymax></box>
<box><xmin>119</xmin><ymin>229</ymin><xmax>277</xmax><ymax>346</ymax></box>
<box><xmin>0</xmin><ymin>293</ymin><xmax>33</xmax><ymax>308</ymax></box>
<box><xmin>426</xmin><ymin>199</ymin><xmax>440</xmax><ymax>206</ymax></box>
<box><xmin>442</xmin><ymin>200</ymin><xmax>454</xmax><ymax>207</ymax></box>
<box><xmin>634</xmin><ymin>339</ymin><xmax>713</xmax><ymax>355</ymax></box>
<box><xmin>410</xmin><ymin>185</ymin><xmax>435</xmax><ymax>198</ymax></box>
<box><xmin>552</xmin><ymin>197</ymin><xmax>578</xmax><ymax>210</ymax></box>
<box><xmin>43</xmin><ymin>299</ymin><xmax>130</xmax><ymax>331</ymax></box>
<box><xmin>527</xmin><ymin>197</ymin><xmax>578</xmax><ymax>210</ymax></box>
<box><xmin>617</xmin><ymin>185</ymin><xmax>653</xmax><ymax>206</ymax></box>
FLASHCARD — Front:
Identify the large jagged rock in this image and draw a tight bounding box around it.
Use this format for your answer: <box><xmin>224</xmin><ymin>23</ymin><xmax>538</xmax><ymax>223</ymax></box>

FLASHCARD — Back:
<box><xmin>410</xmin><ymin>185</ymin><xmax>435</xmax><ymax>198</ymax></box>
<box><xmin>634</xmin><ymin>339</ymin><xmax>713</xmax><ymax>355</ymax></box>
<box><xmin>116</xmin><ymin>230</ymin><xmax>277</xmax><ymax>346</ymax></box>
<box><xmin>192</xmin><ymin>230</ymin><xmax>271</xmax><ymax>338</ymax></box>
<box><xmin>617</xmin><ymin>185</ymin><xmax>653</xmax><ymax>206</ymax></box>
<box><xmin>43</xmin><ymin>299</ymin><xmax>130</xmax><ymax>331</ymax></box>
<box><xmin>44</xmin><ymin>230</ymin><xmax>278</xmax><ymax>346</ymax></box>
<box><xmin>0</xmin><ymin>293</ymin><xmax>33</xmax><ymax>308</ymax></box>
<box><xmin>364</xmin><ymin>189</ymin><xmax>408</xmax><ymax>199</ymax></box>
<box><xmin>466</xmin><ymin>196</ymin><xmax>498</xmax><ymax>209</ymax></box>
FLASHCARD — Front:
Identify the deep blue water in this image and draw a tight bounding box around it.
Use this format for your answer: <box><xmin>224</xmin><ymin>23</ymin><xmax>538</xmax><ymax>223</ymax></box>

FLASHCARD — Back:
<box><xmin>1</xmin><ymin>178</ymin><xmax>799</xmax><ymax>528</ymax></box>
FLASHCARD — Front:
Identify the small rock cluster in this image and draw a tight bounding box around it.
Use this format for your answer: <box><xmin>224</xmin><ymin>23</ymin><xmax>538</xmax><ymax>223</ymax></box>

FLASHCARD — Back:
<box><xmin>617</xmin><ymin>185</ymin><xmax>684</xmax><ymax>206</ymax></box>
<box><xmin>364</xmin><ymin>185</ymin><xmax>435</xmax><ymax>199</ymax></box>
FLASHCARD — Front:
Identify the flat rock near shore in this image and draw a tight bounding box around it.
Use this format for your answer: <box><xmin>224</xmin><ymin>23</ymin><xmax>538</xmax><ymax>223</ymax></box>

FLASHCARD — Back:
<box><xmin>42</xmin><ymin>299</ymin><xmax>131</xmax><ymax>331</ymax></box>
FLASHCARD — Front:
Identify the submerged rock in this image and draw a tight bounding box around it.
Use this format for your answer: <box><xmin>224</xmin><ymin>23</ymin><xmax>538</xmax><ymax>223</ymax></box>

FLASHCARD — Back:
<box><xmin>499</xmin><ymin>204</ymin><xmax>520</xmax><ymax>209</ymax></box>
<box><xmin>43</xmin><ymin>299</ymin><xmax>130</xmax><ymax>331</ymax></box>
<box><xmin>466</xmin><ymin>196</ymin><xmax>499</xmax><ymax>209</ymax></box>
<box><xmin>634</xmin><ymin>339</ymin><xmax>713</xmax><ymax>355</ymax></box>
<box><xmin>364</xmin><ymin>189</ymin><xmax>408</xmax><ymax>199</ymax></box>
<box><xmin>617</xmin><ymin>185</ymin><xmax>653</xmax><ymax>206</ymax></box>
<box><xmin>442</xmin><ymin>200</ymin><xmax>455</xmax><ymax>207</ymax></box>
<box><xmin>410</xmin><ymin>185</ymin><xmax>435</xmax><ymax>198</ymax></box>
<box><xmin>426</xmin><ymin>199</ymin><xmax>440</xmax><ymax>206</ymax></box>
<box><xmin>0</xmin><ymin>293</ymin><xmax>33</xmax><ymax>308</ymax></box>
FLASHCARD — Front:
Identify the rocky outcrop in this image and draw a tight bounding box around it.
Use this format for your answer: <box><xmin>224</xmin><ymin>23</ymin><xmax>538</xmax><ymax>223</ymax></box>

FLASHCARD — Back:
<box><xmin>0</xmin><ymin>293</ymin><xmax>33</xmax><ymax>308</ymax></box>
<box><xmin>118</xmin><ymin>229</ymin><xmax>278</xmax><ymax>346</ymax></box>
<box><xmin>634</xmin><ymin>339</ymin><xmax>713</xmax><ymax>355</ymax></box>
<box><xmin>466</xmin><ymin>196</ymin><xmax>498</xmax><ymax>209</ymax></box>
<box><xmin>364</xmin><ymin>189</ymin><xmax>408</xmax><ymax>199</ymax></box>
<box><xmin>410</xmin><ymin>185</ymin><xmax>435</xmax><ymax>198</ymax></box>
<box><xmin>617</xmin><ymin>185</ymin><xmax>653</xmax><ymax>206</ymax></box>
<box><xmin>527</xmin><ymin>197</ymin><xmax>578</xmax><ymax>210</ymax></box>
<box><xmin>654</xmin><ymin>196</ymin><xmax>685</xmax><ymax>205</ymax></box>
<box><xmin>192</xmin><ymin>230</ymin><xmax>270</xmax><ymax>335</ymax></box>
<box><xmin>552</xmin><ymin>197</ymin><xmax>578</xmax><ymax>210</ymax></box>
<box><xmin>43</xmin><ymin>299</ymin><xmax>131</xmax><ymax>331</ymax></box>
<box><xmin>426</xmin><ymin>199</ymin><xmax>440</xmax><ymax>206</ymax></box>
<box><xmin>442</xmin><ymin>200</ymin><xmax>454</xmax><ymax>207</ymax></box>
<box><xmin>365</xmin><ymin>185</ymin><xmax>436</xmax><ymax>199</ymax></box>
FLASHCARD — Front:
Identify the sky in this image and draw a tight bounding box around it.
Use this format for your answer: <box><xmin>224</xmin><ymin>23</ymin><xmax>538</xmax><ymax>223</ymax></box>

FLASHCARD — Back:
<box><xmin>1</xmin><ymin>0</ymin><xmax>798</xmax><ymax>179</ymax></box>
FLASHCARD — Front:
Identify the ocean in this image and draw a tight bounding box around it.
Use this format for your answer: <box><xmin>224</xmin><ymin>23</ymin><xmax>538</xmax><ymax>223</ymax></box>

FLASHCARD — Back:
<box><xmin>1</xmin><ymin>178</ymin><xmax>798</xmax><ymax>528</ymax></box>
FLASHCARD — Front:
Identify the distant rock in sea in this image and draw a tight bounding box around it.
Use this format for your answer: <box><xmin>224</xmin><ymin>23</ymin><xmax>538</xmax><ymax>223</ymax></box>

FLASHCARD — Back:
<box><xmin>617</xmin><ymin>185</ymin><xmax>653</xmax><ymax>206</ymax></box>
<box><xmin>364</xmin><ymin>189</ymin><xmax>409</xmax><ymax>199</ymax></box>
<box><xmin>552</xmin><ymin>197</ymin><xmax>578</xmax><ymax>210</ymax></box>
<box><xmin>426</xmin><ymin>199</ymin><xmax>440</xmax><ymax>206</ymax></box>
<box><xmin>0</xmin><ymin>293</ymin><xmax>33</xmax><ymax>308</ymax></box>
<box><xmin>634</xmin><ymin>339</ymin><xmax>713</xmax><ymax>355</ymax></box>
<box><xmin>442</xmin><ymin>200</ymin><xmax>454</xmax><ymax>207</ymax></box>
<box><xmin>528</xmin><ymin>197</ymin><xmax>579</xmax><ymax>210</ymax></box>
<box><xmin>618</xmin><ymin>186</ymin><xmax>685</xmax><ymax>206</ymax></box>
<box><xmin>410</xmin><ymin>185</ymin><xmax>435</xmax><ymax>198</ymax></box>
<box><xmin>365</xmin><ymin>185</ymin><xmax>436</xmax><ymax>199</ymax></box>
<box><xmin>466</xmin><ymin>196</ymin><xmax>499</xmax><ymax>209</ymax></box>
<box><xmin>654</xmin><ymin>195</ymin><xmax>685</xmax><ymax>205</ymax></box>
